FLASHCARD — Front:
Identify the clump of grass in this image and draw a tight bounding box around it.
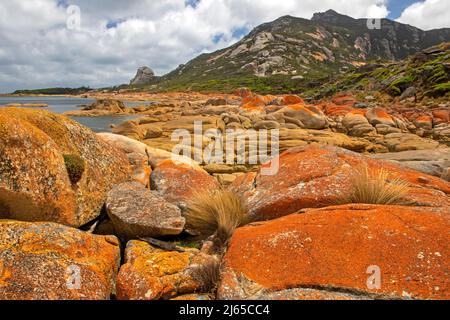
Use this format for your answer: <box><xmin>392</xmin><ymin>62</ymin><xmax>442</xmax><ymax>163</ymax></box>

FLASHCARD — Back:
<box><xmin>339</xmin><ymin>165</ymin><xmax>410</xmax><ymax>205</ymax></box>
<box><xmin>190</xmin><ymin>260</ymin><xmax>221</xmax><ymax>294</ymax></box>
<box><xmin>184</xmin><ymin>189</ymin><xmax>249</xmax><ymax>248</ymax></box>
<box><xmin>63</xmin><ymin>154</ymin><xmax>85</xmax><ymax>184</ymax></box>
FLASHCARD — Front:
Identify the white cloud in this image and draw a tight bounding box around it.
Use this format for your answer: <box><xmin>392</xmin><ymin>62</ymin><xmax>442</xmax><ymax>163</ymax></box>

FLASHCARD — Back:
<box><xmin>5</xmin><ymin>0</ymin><xmax>443</xmax><ymax>93</ymax></box>
<box><xmin>397</xmin><ymin>0</ymin><xmax>450</xmax><ymax>30</ymax></box>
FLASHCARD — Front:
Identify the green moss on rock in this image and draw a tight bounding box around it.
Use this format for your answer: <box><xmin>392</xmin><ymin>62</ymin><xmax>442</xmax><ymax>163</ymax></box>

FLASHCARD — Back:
<box><xmin>63</xmin><ymin>154</ymin><xmax>85</xmax><ymax>184</ymax></box>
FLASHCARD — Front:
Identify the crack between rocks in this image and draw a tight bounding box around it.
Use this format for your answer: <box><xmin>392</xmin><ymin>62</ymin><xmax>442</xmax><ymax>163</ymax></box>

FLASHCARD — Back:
<box><xmin>275</xmin><ymin>284</ymin><xmax>403</xmax><ymax>300</ymax></box>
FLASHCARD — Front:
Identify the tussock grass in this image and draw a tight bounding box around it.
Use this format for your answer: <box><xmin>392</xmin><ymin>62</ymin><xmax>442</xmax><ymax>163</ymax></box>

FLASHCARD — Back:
<box><xmin>190</xmin><ymin>260</ymin><xmax>221</xmax><ymax>293</ymax></box>
<box><xmin>339</xmin><ymin>165</ymin><xmax>410</xmax><ymax>205</ymax></box>
<box><xmin>184</xmin><ymin>189</ymin><xmax>249</xmax><ymax>247</ymax></box>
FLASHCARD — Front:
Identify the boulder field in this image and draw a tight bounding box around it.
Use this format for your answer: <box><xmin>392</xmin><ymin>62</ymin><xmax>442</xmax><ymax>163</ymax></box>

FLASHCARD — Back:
<box><xmin>0</xmin><ymin>98</ymin><xmax>449</xmax><ymax>300</ymax></box>
<box><xmin>104</xmin><ymin>91</ymin><xmax>450</xmax><ymax>184</ymax></box>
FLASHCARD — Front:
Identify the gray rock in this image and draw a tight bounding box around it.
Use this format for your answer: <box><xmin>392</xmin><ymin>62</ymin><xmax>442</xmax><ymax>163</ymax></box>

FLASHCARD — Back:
<box><xmin>355</xmin><ymin>102</ymin><xmax>369</xmax><ymax>108</ymax></box>
<box><xmin>205</xmin><ymin>98</ymin><xmax>227</xmax><ymax>106</ymax></box>
<box><xmin>106</xmin><ymin>182</ymin><xmax>185</xmax><ymax>239</ymax></box>
<box><xmin>370</xmin><ymin>149</ymin><xmax>450</xmax><ymax>180</ymax></box>
<box><xmin>400</xmin><ymin>86</ymin><xmax>417</xmax><ymax>101</ymax></box>
<box><xmin>130</xmin><ymin>66</ymin><xmax>156</xmax><ymax>85</ymax></box>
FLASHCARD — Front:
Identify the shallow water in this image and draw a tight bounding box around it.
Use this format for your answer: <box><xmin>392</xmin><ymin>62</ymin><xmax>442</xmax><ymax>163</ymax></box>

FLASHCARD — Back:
<box><xmin>0</xmin><ymin>96</ymin><xmax>147</xmax><ymax>132</ymax></box>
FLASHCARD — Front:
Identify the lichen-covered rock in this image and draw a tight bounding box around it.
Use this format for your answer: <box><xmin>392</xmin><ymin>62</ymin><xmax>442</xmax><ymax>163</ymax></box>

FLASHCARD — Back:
<box><xmin>116</xmin><ymin>241</ymin><xmax>212</xmax><ymax>300</ymax></box>
<box><xmin>112</xmin><ymin>120</ymin><xmax>146</xmax><ymax>140</ymax></box>
<box><xmin>281</xmin><ymin>95</ymin><xmax>304</xmax><ymax>105</ymax></box>
<box><xmin>342</xmin><ymin>111</ymin><xmax>376</xmax><ymax>137</ymax></box>
<box><xmin>171</xmin><ymin>294</ymin><xmax>212</xmax><ymax>300</ymax></box>
<box><xmin>273</xmin><ymin>104</ymin><xmax>328</xmax><ymax>129</ymax></box>
<box><xmin>106</xmin><ymin>182</ymin><xmax>185</xmax><ymax>239</ymax></box>
<box><xmin>278</xmin><ymin>128</ymin><xmax>378</xmax><ymax>153</ymax></box>
<box><xmin>151</xmin><ymin>159</ymin><xmax>220</xmax><ymax>209</ymax></box>
<box><xmin>230</xmin><ymin>145</ymin><xmax>450</xmax><ymax>220</ymax></box>
<box><xmin>65</xmin><ymin>99</ymin><xmax>128</xmax><ymax>116</ymax></box>
<box><xmin>366</xmin><ymin>107</ymin><xmax>396</xmax><ymax>127</ymax></box>
<box><xmin>0</xmin><ymin>108</ymin><xmax>131</xmax><ymax>227</ymax></box>
<box><xmin>0</xmin><ymin>220</ymin><xmax>121</xmax><ymax>300</ymax></box>
<box><xmin>97</xmin><ymin>133</ymin><xmax>200</xmax><ymax>168</ymax></box>
<box><xmin>376</xmin><ymin>132</ymin><xmax>440</xmax><ymax>152</ymax></box>
<box><xmin>218</xmin><ymin>204</ymin><xmax>450</xmax><ymax>300</ymax></box>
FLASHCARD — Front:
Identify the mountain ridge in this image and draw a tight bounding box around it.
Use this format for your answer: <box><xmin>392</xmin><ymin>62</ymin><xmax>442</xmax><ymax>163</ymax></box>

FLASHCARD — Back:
<box><xmin>130</xmin><ymin>9</ymin><xmax>450</xmax><ymax>93</ymax></box>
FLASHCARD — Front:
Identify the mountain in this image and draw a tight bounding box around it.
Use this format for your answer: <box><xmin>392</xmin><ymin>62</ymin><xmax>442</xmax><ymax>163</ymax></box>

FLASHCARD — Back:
<box><xmin>136</xmin><ymin>9</ymin><xmax>450</xmax><ymax>93</ymax></box>
<box><xmin>130</xmin><ymin>66</ymin><xmax>156</xmax><ymax>85</ymax></box>
<box><xmin>309</xmin><ymin>42</ymin><xmax>450</xmax><ymax>99</ymax></box>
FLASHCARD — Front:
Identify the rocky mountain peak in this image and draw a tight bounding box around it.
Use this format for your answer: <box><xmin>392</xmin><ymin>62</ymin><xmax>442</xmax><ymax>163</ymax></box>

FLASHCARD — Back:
<box><xmin>143</xmin><ymin>10</ymin><xmax>450</xmax><ymax>92</ymax></box>
<box><xmin>130</xmin><ymin>66</ymin><xmax>156</xmax><ymax>85</ymax></box>
<box><xmin>311</xmin><ymin>9</ymin><xmax>359</xmax><ymax>26</ymax></box>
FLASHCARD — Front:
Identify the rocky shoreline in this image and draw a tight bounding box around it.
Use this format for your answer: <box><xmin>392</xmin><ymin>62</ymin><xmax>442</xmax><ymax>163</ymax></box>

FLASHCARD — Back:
<box><xmin>0</xmin><ymin>88</ymin><xmax>449</xmax><ymax>300</ymax></box>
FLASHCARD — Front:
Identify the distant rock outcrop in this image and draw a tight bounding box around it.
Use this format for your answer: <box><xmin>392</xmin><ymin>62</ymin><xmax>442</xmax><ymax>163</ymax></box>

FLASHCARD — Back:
<box><xmin>130</xmin><ymin>66</ymin><xmax>156</xmax><ymax>85</ymax></box>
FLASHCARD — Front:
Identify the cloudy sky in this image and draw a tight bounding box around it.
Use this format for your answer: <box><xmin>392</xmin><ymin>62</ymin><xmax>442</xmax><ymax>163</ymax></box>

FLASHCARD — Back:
<box><xmin>0</xmin><ymin>0</ymin><xmax>449</xmax><ymax>93</ymax></box>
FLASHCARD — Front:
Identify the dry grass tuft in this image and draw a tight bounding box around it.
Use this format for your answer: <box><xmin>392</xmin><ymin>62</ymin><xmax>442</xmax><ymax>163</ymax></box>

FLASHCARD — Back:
<box><xmin>190</xmin><ymin>260</ymin><xmax>221</xmax><ymax>293</ymax></box>
<box><xmin>339</xmin><ymin>165</ymin><xmax>410</xmax><ymax>205</ymax></box>
<box><xmin>185</xmin><ymin>189</ymin><xmax>249</xmax><ymax>247</ymax></box>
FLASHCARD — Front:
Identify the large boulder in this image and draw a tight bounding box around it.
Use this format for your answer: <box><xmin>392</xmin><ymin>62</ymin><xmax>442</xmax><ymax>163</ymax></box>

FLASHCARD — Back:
<box><xmin>273</xmin><ymin>104</ymin><xmax>328</xmax><ymax>129</ymax></box>
<box><xmin>230</xmin><ymin>145</ymin><xmax>450</xmax><ymax>220</ymax></box>
<box><xmin>151</xmin><ymin>159</ymin><xmax>220</xmax><ymax>209</ymax></box>
<box><xmin>64</xmin><ymin>99</ymin><xmax>128</xmax><ymax>116</ymax></box>
<box><xmin>106</xmin><ymin>182</ymin><xmax>185</xmax><ymax>239</ymax></box>
<box><xmin>0</xmin><ymin>220</ymin><xmax>121</xmax><ymax>300</ymax></box>
<box><xmin>370</xmin><ymin>149</ymin><xmax>450</xmax><ymax>180</ymax></box>
<box><xmin>0</xmin><ymin>109</ymin><xmax>131</xmax><ymax>227</ymax></box>
<box><xmin>365</xmin><ymin>108</ymin><xmax>396</xmax><ymax>127</ymax></box>
<box><xmin>218</xmin><ymin>204</ymin><xmax>450</xmax><ymax>300</ymax></box>
<box><xmin>97</xmin><ymin>133</ymin><xmax>200</xmax><ymax>168</ymax></box>
<box><xmin>377</xmin><ymin>132</ymin><xmax>440</xmax><ymax>152</ymax></box>
<box><xmin>116</xmin><ymin>241</ymin><xmax>212</xmax><ymax>300</ymax></box>
<box><xmin>278</xmin><ymin>128</ymin><xmax>379</xmax><ymax>153</ymax></box>
<box><xmin>342</xmin><ymin>111</ymin><xmax>376</xmax><ymax>137</ymax></box>
<box><xmin>111</xmin><ymin>119</ymin><xmax>145</xmax><ymax>140</ymax></box>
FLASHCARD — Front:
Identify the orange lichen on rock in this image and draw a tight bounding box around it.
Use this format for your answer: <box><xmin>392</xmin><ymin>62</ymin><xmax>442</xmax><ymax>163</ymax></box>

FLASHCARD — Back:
<box><xmin>432</xmin><ymin>109</ymin><xmax>449</xmax><ymax>125</ymax></box>
<box><xmin>151</xmin><ymin>159</ymin><xmax>220</xmax><ymax>209</ymax></box>
<box><xmin>0</xmin><ymin>220</ymin><xmax>120</xmax><ymax>300</ymax></box>
<box><xmin>365</xmin><ymin>107</ymin><xmax>396</xmax><ymax>126</ymax></box>
<box><xmin>0</xmin><ymin>108</ymin><xmax>131</xmax><ymax>227</ymax></box>
<box><xmin>331</xmin><ymin>94</ymin><xmax>357</xmax><ymax>107</ymax></box>
<box><xmin>230</xmin><ymin>145</ymin><xmax>450</xmax><ymax>220</ymax></box>
<box><xmin>218</xmin><ymin>204</ymin><xmax>450</xmax><ymax>300</ymax></box>
<box><xmin>0</xmin><ymin>113</ymin><xmax>78</xmax><ymax>226</ymax></box>
<box><xmin>282</xmin><ymin>95</ymin><xmax>304</xmax><ymax>105</ymax></box>
<box><xmin>414</xmin><ymin>115</ymin><xmax>433</xmax><ymax>130</ymax></box>
<box><xmin>116</xmin><ymin>241</ymin><xmax>202</xmax><ymax>300</ymax></box>
<box><xmin>322</xmin><ymin>102</ymin><xmax>354</xmax><ymax>116</ymax></box>
<box><xmin>234</xmin><ymin>88</ymin><xmax>253</xmax><ymax>99</ymax></box>
<box><xmin>240</xmin><ymin>95</ymin><xmax>267</xmax><ymax>112</ymax></box>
